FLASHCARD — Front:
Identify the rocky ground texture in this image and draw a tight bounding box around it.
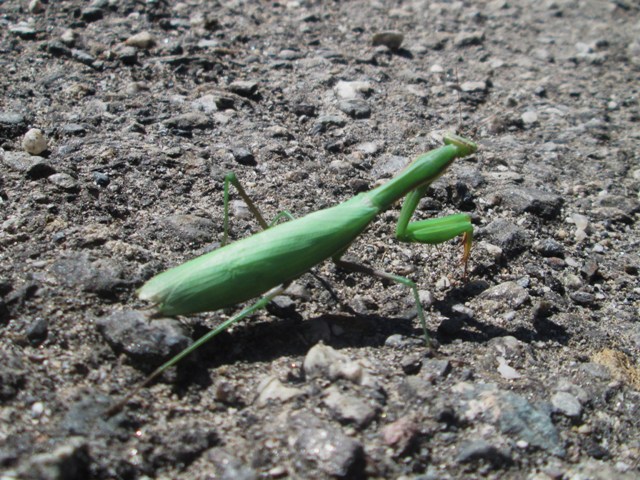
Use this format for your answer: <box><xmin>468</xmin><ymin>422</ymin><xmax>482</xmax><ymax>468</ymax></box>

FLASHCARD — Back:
<box><xmin>1</xmin><ymin>0</ymin><xmax>640</xmax><ymax>479</ymax></box>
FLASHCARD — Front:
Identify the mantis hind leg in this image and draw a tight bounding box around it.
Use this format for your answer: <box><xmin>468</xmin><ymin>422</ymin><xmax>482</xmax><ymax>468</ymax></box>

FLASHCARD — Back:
<box><xmin>332</xmin><ymin>258</ymin><xmax>432</xmax><ymax>346</ymax></box>
<box><xmin>106</xmin><ymin>283</ymin><xmax>289</xmax><ymax>416</ymax></box>
<box><xmin>223</xmin><ymin>173</ymin><xmax>295</xmax><ymax>245</ymax></box>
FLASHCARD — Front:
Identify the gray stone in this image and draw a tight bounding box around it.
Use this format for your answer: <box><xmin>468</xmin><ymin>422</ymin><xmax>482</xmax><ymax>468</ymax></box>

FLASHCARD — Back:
<box><xmin>207</xmin><ymin>448</ymin><xmax>258</xmax><ymax>480</ymax></box>
<box><xmin>4</xmin><ymin>438</ymin><xmax>90</xmax><ymax>480</ymax></box>
<box><xmin>337</xmin><ymin>99</ymin><xmax>371</xmax><ymax>119</ymax></box>
<box><xmin>231</xmin><ymin>147</ymin><xmax>256</xmax><ymax>166</ymax></box>
<box><xmin>372</xmin><ymin>155</ymin><xmax>409</xmax><ymax>178</ymax></box>
<box><xmin>304</xmin><ymin>343</ymin><xmax>364</xmax><ymax>384</ymax></box>
<box><xmin>0</xmin><ymin>350</ymin><xmax>26</xmax><ymax>400</ymax></box>
<box><xmin>536</xmin><ymin>238</ymin><xmax>565</xmax><ymax>258</ymax></box>
<box><xmin>25</xmin><ymin>317</ymin><xmax>48</xmax><ymax>345</ymax></box>
<box><xmin>164</xmin><ymin>112</ymin><xmax>212</xmax><ymax>130</ymax></box>
<box><xmin>496</xmin><ymin>391</ymin><xmax>564</xmax><ymax>456</ymax></box>
<box><xmin>480</xmin><ymin>281</ymin><xmax>530</xmax><ymax>309</ymax></box>
<box><xmin>255</xmin><ymin>376</ymin><xmax>304</xmax><ymax>407</ymax></box>
<box><xmin>372</xmin><ymin>31</ymin><xmax>404</xmax><ymax>51</ymax></box>
<box><xmin>9</xmin><ymin>23</ymin><xmax>37</xmax><ymax>40</ymax></box>
<box><xmin>80</xmin><ymin>7</ymin><xmax>103</xmax><ymax>22</ymax></box>
<box><xmin>422</xmin><ymin>358</ymin><xmax>451</xmax><ymax>381</ymax></box>
<box><xmin>551</xmin><ymin>391</ymin><xmax>582</xmax><ymax>419</ymax></box>
<box><xmin>97</xmin><ymin>310</ymin><xmax>192</xmax><ymax>372</ymax></box>
<box><xmin>71</xmin><ymin>49</ymin><xmax>96</xmax><ymax>66</ymax></box>
<box><xmin>50</xmin><ymin>252</ymin><xmax>125</xmax><ymax>295</ymax></box>
<box><xmin>454</xmin><ymin>31</ymin><xmax>485</xmax><ymax>47</ymax></box>
<box><xmin>456</xmin><ymin>440</ymin><xmax>512</xmax><ymax>467</ymax></box>
<box><xmin>165</xmin><ymin>214</ymin><xmax>214</xmax><ymax>244</ymax></box>
<box><xmin>48</xmin><ymin>173</ymin><xmax>79</xmax><ymax>191</ymax></box>
<box><xmin>229</xmin><ymin>80</ymin><xmax>258</xmax><ymax>97</ymax></box>
<box><xmin>291</xmin><ymin>414</ymin><xmax>365</xmax><ymax>477</ymax></box>
<box><xmin>579</xmin><ymin>362</ymin><xmax>611</xmax><ymax>380</ymax></box>
<box><xmin>460</xmin><ymin>81</ymin><xmax>487</xmax><ymax>93</ymax></box>
<box><xmin>499</xmin><ymin>187</ymin><xmax>564</xmax><ymax>219</ymax></box>
<box><xmin>2</xmin><ymin>150</ymin><xmax>55</xmax><ymax>179</ymax></box>
<box><xmin>47</xmin><ymin>41</ymin><xmax>72</xmax><ymax>57</ymax></box>
<box><xmin>115</xmin><ymin>45</ymin><xmax>138</xmax><ymax>64</ymax></box>
<box><xmin>400</xmin><ymin>353</ymin><xmax>422</xmax><ymax>374</ymax></box>
<box><xmin>61</xmin><ymin>123</ymin><xmax>88</xmax><ymax>135</ymax></box>
<box><xmin>570</xmin><ymin>290</ymin><xmax>595</xmax><ymax>306</ymax></box>
<box><xmin>311</xmin><ymin>115</ymin><xmax>347</xmax><ymax>134</ymax></box>
<box><xmin>322</xmin><ymin>386</ymin><xmax>377</xmax><ymax>428</ymax></box>
<box><xmin>478</xmin><ymin>219</ymin><xmax>530</xmax><ymax>257</ymax></box>
<box><xmin>452</xmin><ymin>383</ymin><xmax>564</xmax><ymax>456</ymax></box>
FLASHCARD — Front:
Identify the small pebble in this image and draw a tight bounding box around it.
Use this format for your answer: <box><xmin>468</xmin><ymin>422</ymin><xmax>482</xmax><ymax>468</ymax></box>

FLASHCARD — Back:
<box><xmin>372</xmin><ymin>31</ymin><xmax>404</xmax><ymax>51</ymax></box>
<box><xmin>60</xmin><ymin>29</ymin><xmax>76</xmax><ymax>46</ymax></box>
<box><xmin>521</xmin><ymin>110</ymin><xmax>538</xmax><ymax>124</ymax></box>
<box><xmin>29</xmin><ymin>0</ymin><xmax>44</xmax><ymax>14</ymax></box>
<box><xmin>570</xmin><ymin>213</ymin><xmax>590</xmax><ymax>231</ymax></box>
<box><xmin>22</xmin><ymin>128</ymin><xmax>48</xmax><ymax>155</ymax></box>
<box><xmin>497</xmin><ymin>356</ymin><xmax>521</xmax><ymax>380</ymax></box>
<box><xmin>229</xmin><ymin>80</ymin><xmax>258</xmax><ymax>97</ymax></box>
<box><xmin>31</xmin><ymin>401</ymin><xmax>45</xmax><ymax>418</ymax></box>
<box><xmin>48</xmin><ymin>173</ymin><xmax>78</xmax><ymax>191</ymax></box>
<box><xmin>460</xmin><ymin>81</ymin><xmax>487</xmax><ymax>93</ymax></box>
<box><xmin>125</xmin><ymin>31</ymin><xmax>156</xmax><ymax>49</ymax></box>
<box><xmin>551</xmin><ymin>391</ymin><xmax>582</xmax><ymax>419</ymax></box>
<box><xmin>334</xmin><ymin>81</ymin><xmax>372</xmax><ymax>100</ymax></box>
<box><xmin>454</xmin><ymin>31</ymin><xmax>485</xmax><ymax>47</ymax></box>
<box><xmin>255</xmin><ymin>377</ymin><xmax>304</xmax><ymax>407</ymax></box>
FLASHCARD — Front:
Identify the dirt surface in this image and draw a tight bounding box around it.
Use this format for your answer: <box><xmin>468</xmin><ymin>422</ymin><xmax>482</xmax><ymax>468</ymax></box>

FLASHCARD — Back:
<box><xmin>1</xmin><ymin>0</ymin><xmax>640</xmax><ymax>479</ymax></box>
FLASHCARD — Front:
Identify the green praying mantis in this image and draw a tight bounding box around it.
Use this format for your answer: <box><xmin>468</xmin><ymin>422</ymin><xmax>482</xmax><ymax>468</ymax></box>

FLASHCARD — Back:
<box><xmin>108</xmin><ymin>133</ymin><xmax>478</xmax><ymax>413</ymax></box>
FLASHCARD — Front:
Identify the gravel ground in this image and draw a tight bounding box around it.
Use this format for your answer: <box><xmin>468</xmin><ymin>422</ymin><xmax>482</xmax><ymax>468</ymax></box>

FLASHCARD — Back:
<box><xmin>1</xmin><ymin>0</ymin><xmax>640</xmax><ymax>479</ymax></box>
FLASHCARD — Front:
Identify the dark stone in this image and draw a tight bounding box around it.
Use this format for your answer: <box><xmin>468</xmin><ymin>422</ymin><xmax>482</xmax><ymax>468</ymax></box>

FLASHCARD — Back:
<box><xmin>337</xmin><ymin>99</ymin><xmax>371</xmax><ymax>119</ymax></box>
<box><xmin>456</xmin><ymin>440</ymin><xmax>513</xmax><ymax>468</ymax></box>
<box><xmin>478</xmin><ymin>219</ymin><xmax>530</xmax><ymax>257</ymax></box>
<box><xmin>96</xmin><ymin>310</ymin><xmax>192</xmax><ymax>372</ymax></box>
<box><xmin>499</xmin><ymin>187</ymin><xmax>563</xmax><ymax>219</ymax></box>
<box><xmin>26</xmin><ymin>318</ymin><xmax>48</xmax><ymax>346</ymax></box>
<box><xmin>80</xmin><ymin>7</ymin><xmax>104</xmax><ymax>22</ymax></box>
<box><xmin>50</xmin><ymin>252</ymin><xmax>126</xmax><ymax>295</ymax></box>
<box><xmin>231</xmin><ymin>147</ymin><xmax>256</xmax><ymax>166</ymax></box>
<box><xmin>0</xmin><ymin>351</ymin><xmax>26</xmax><ymax>400</ymax></box>
<box><xmin>291</xmin><ymin>414</ymin><xmax>365</xmax><ymax>478</ymax></box>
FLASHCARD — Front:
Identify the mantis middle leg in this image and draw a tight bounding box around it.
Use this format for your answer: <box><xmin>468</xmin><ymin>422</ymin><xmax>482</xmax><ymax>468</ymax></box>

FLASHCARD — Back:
<box><xmin>222</xmin><ymin>173</ymin><xmax>295</xmax><ymax>245</ymax></box>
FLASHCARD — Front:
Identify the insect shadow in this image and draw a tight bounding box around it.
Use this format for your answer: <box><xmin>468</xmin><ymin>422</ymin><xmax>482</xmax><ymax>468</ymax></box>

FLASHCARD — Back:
<box><xmin>156</xmin><ymin>310</ymin><xmax>415</xmax><ymax>396</ymax></box>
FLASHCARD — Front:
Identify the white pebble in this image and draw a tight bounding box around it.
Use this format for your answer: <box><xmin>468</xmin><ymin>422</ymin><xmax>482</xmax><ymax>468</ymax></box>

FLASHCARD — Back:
<box><xmin>22</xmin><ymin>128</ymin><xmax>48</xmax><ymax>155</ymax></box>
<box><xmin>125</xmin><ymin>31</ymin><xmax>156</xmax><ymax>49</ymax></box>
<box><xmin>570</xmin><ymin>213</ymin><xmax>589</xmax><ymax>231</ymax></box>
<box><xmin>521</xmin><ymin>110</ymin><xmax>538</xmax><ymax>124</ymax></box>
<box><xmin>29</xmin><ymin>0</ymin><xmax>44</xmax><ymax>14</ymax></box>
<box><xmin>31</xmin><ymin>401</ymin><xmax>45</xmax><ymax>418</ymax></box>
<box><xmin>497</xmin><ymin>356</ymin><xmax>521</xmax><ymax>380</ymax></box>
